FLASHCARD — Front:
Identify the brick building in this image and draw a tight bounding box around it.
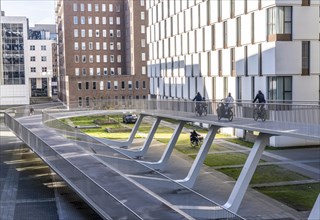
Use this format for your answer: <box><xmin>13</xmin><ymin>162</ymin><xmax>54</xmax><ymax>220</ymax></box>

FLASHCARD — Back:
<box><xmin>56</xmin><ymin>0</ymin><xmax>149</xmax><ymax>107</ymax></box>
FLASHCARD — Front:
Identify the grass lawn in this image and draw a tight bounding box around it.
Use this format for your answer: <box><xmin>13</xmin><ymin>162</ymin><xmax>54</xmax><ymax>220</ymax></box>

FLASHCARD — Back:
<box><xmin>255</xmin><ymin>183</ymin><xmax>320</xmax><ymax>211</ymax></box>
<box><xmin>217</xmin><ymin>165</ymin><xmax>309</xmax><ymax>185</ymax></box>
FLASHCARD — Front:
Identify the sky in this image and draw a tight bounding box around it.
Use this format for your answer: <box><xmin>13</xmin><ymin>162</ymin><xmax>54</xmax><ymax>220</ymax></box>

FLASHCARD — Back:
<box><xmin>0</xmin><ymin>0</ymin><xmax>55</xmax><ymax>26</ymax></box>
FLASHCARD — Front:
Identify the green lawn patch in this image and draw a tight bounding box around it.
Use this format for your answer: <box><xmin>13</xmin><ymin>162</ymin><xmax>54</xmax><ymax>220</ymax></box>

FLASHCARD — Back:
<box><xmin>202</xmin><ymin>152</ymin><xmax>249</xmax><ymax>167</ymax></box>
<box><xmin>255</xmin><ymin>183</ymin><xmax>320</xmax><ymax>211</ymax></box>
<box><xmin>217</xmin><ymin>165</ymin><xmax>309</xmax><ymax>185</ymax></box>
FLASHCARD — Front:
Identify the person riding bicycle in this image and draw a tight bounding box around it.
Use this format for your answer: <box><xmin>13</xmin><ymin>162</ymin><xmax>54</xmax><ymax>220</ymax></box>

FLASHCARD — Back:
<box><xmin>253</xmin><ymin>90</ymin><xmax>266</xmax><ymax>111</ymax></box>
<box><xmin>190</xmin><ymin>130</ymin><xmax>200</xmax><ymax>146</ymax></box>
<box><xmin>193</xmin><ymin>92</ymin><xmax>202</xmax><ymax>114</ymax></box>
<box><xmin>224</xmin><ymin>93</ymin><xmax>234</xmax><ymax>113</ymax></box>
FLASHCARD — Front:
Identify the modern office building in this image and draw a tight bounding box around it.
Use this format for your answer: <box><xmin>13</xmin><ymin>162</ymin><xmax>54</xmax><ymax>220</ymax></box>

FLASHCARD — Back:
<box><xmin>0</xmin><ymin>13</ymin><xmax>29</xmax><ymax>105</ymax></box>
<box><xmin>56</xmin><ymin>0</ymin><xmax>149</xmax><ymax>107</ymax></box>
<box><xmin>146</xmin><ymin>0</ymin><xmax>320</xmax><ymax>146</ymax></box>
<box><xmin>27</xmin><ymin>24</ymin><xmax>58</xmax><ymax>98</ymax></box>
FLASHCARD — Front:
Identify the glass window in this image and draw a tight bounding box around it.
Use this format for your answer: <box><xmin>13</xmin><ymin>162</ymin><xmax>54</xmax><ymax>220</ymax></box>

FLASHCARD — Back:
<box><xmin>30</xmin><ymin>56</ymin><xmax>36</xmax><ymax>61</ymax></box>
<box><xmin>103</xmin><ymin>42</ymin><xmax>107</xmax><ymax>50</ymax></box>
<box><xmin>109</xmin><ymin>4</ymin><xmax>113</xmax><ymax>12</ymax></box>
<box><xmin>116</xmin><ymin>17</ymin><xmax>120</xmax><ymax>25</ymax></box>
<box><xmin>74</xmin><ymin>42</ymin><xmax>79</xmax><ymax>50</ymax></box>
<box><xmin>128</xmin><ymin>81</ymin><xmax>132</xmax><ymax>90</ymax></box>
<box><xmin>140</xmin><ymin>0</ymin><xmax>145</xmax><ymax>6</ymax></box>
<box><xmin>102</xmin><ymin>4</ymin><xmax>106</xmax><ymax>12</ymax></box>
<box><xmin>88</xmin><ymin>16</ymin><xmax>92</xmax><ymax>24</ymax></box>
<box><xmin>75</xmin><ymin>68</ymin><xmax>80</xmax><ymax>76</ymax></box>
<box><xmin>117</xmin><ymin>55</ymin><xmax>121</xmax><ymax>63</ymax></box>
<box><xmin>107</xmin><ymin>81</ymin><xmax>111</xmax><ymax>90</ymax></box>
<box><xmin>96</xmin><ymin>55</ymin><xmax>100</xmax><ymax>63</ymax></box>
<box><xmin>142</xmin><ymin>66</ymin><xmax>146</xmax><ymax>75</ymax></box>
<box><xmin>142</xmin><ymin>81</ymin><xmax>146</xmax><ymax>89</ymax></box>
<box><xmin>93</xmin><ymin>82</ymin><xmax>96</xmax><ymax>90</ymax></box>
<box><xmin>95</xmin><ymin>4</ymin><xmax>99</xmax><ymax>12</ymax></box>
<box><xmin>115</xmin><ymin>4</ymin><xmax>120</xmax><ymax>12</ymax></box>
<box><xmin>74</xmin><ymin>29</ymin><xmax>78</xmax><ymax>37</ymax></box>
<box><xmin>102</xmin><ymin>17</ymin><xmax>107</xmax><ymax>24</ymax></box>
<box><xmin>100</xmin><ymin>81</ymin><xmax>104</xmax><ymax>90</ymax></box>
<box><xmin>30</xmin><ymin>45</ymin><xmax>35</xmax><ymax>50</ymax></box>
<box><xmin>103</xmin><ymin>55</ymin><xmax>108</xmax><ymax>63</ymax></box>
<box><xmin>86</xmin><ymin>97</ymin><xmax>90</xmax><ymax>107</ymax></box>
<box><xmin>117</xmin><ymin>42</ymin><xmax>121</xmax><ymax>50</ymax></box>
<box><xmin>80</xmin><ymin>3</ymin><xmax>84</xmax><ymax>11</ymax></box>
<box><xmin>97</xmin><ymin>68</ymin><xmax>101</xmax><ymax>75</ymax></box>
<box><xmin>88</xmin><ymin>3</ymin><xmax>92</xmax><ymax>11</ymax></box>
<box><xmin>110</xmin><ymin>42</ymin><xmax>114</xmax><ymax>50</ymax></box>
<box><xmin>141</xmin><ymin>25</ymin><xmax>145</xmax><ymax>33</ymax></box>
<box><xmin>82</xmin><ymin>55</ymin><xmax>86</xmax><ymax>63</ymax></box>
<box><xmin>141</xmin><ymin>12</ymin><xmax>145</xmax><ymax>20</ymax></box>
<box><xmin>90</xmin><ymin>68</ymin><xmax>94</xmax><ymax>75</ymax></box>
<box><xmin>109</xmin><ymin>17</ymin><xmax>114</xmax><ymax>25</ymax></box>
<box><xmin>74</xmin><ymin>16</ymin><xmax>78</xmax><ymax>24</ymax></box>
<box><xmin>78</xmin><ymin>97</ymin><xmax>82</xmax><ymax>107</ymax></box>
<box><xmin>96</xmin><ymin>30</ymin><xmax>100</xmax><ymax>37</ymax></box>
<box><xmin>78</xmin><ymin>82</ymin><xmax>82</xmax><ymax>90</ymax></box>
<box><xmin>81</xmin><ymin>29</ymin><xmax>85</xmax><ymax>37</ymax></box>
<box><xmin>88</xmin><ymin>29</ymin><xmax>93</xmax><ymax>37</ymax></box>
<box><xmin>141</xmin><ymin>39</ymin><xmax>145</xmax><ymax>47</ymax></box>
<box><xmin>141</xmin><ymin>53</ymin><xmax>146</xmax><ymax>61</ymax></box>
<box><xmin>89</xmin><ymin>42</ymin><xmax>93</xmax><ymax>50</ymax></box>
<box><xmin>110</xmin><ymin>68</ymin><xmax>115</xmax><ymax>75</ymax></box>
<box><xmin>41</xmin><ymin>45</ymin><xmax>46</xmax><ymax>50</ymax></box>
<box><xmin>103</xmin><ymin>29</ymin><xmax>107</xmax><ymax>37</ymax></box>
<box><xmin>95</xmin><ymin>17</ymin><xmax>99</xmax><ymax>25</ymax></box>
<box><xmin>81</xmin><ymin>42</ymin><xmax>86</xmax><ymax>50</ymax></box>
<box><xmin>114</xmin><ymin>81</ymin><xmax>118</xmax><ymax>90</ymax></box>
<box><xmin>116</xmin><ymin>30</ymin><xmax>121</xmax><ymax>37</ymax></box>
<box><xmin>104</xmin><ymin>68</ymin><xmax>108</xmax><ymax>75</ymax></box>
<box><xmin>81</xmin><ymin>16</ymin><xmax>85</xmax><ymax>24</ymax></box>
<box><xmin>267</xmin><ymin>6</ymin><xmax>292</xmax><ymax>35</ymax></box>
<box><xmin>82</xmin><ymin>68</ymin><xmax>86</xmax><ymax>75</ymax></box>
<box><xmin>302</xmin><ymin>41</ymin><xmax>310</xmax><ymax>75</ymax></box>
<box><xmin>268</xmin><ymin>76</ymin><xmax>292</xmax><ymax>101</ymax></box>
<box><xmin>86</xmin><ymin>82</ymin><xmax>89</xmax><ymax>90</ymax></box>
<box><xmin>117</xmin><ymin>67</ymin><xmax>122</xmax><ymax>75</ymax></box>
<box><xmin>73</xmin><ymin>3</ymin><xmax>77</xmax><ymax>11</ymax></box>
<box><xmin>121</xmin><ymin>81</ymin><xmax>125</xmax><ymax>89</ymax></box>
<box><xmin>110</xmin><ymin>55</ymin><xmax>114</xmax><ymax>63</ymax></box>
<box><xmin>96</xmin><ymin>42</ymin><xmax>100</xmax><ymax>50</ymax></box>
<box><xmin>136</xmin><ymin>81</ymin><xmax>140</xmax><ymax>89</ymax></box>
<box><xmin>89</xmin><ymin>55</ymin><xmax>93</xmax><ymax>63</ymax></box>
<box><xmin>31</xmin><ymin>67</ymin><xmax>36</xmax><ymax>72</ymax></box>
<box><xmin>41</xmin><ymin>56</ymin><xmax>47</xmax><ymax>61</ymax></box>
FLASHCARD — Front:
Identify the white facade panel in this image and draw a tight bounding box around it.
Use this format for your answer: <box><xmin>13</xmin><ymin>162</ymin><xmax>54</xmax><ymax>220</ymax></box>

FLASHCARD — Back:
<box><xmin>221</xmin><ymin>0</ymin><xmax>231</xmax><ymax>21</ymax></box>
<box><xmin>160</xmin><ymin>59</ymin><xmax>166</xmax><ymax>77</ymax></box>
<box><xmin>176</xmin><ymin>77</ymin><xmax>182</xmax><ymax>98</ymax></box>
<box><xmin>248</xmin><ymin>44</ymin><xmax>259</xmax><ymax>76</ymax></box>
<box><xmin>185</xmin><ymin>9</ymin><xmax>192</xmax><ymax>32</ymax></box>
<box><xmin>178</xmin><ymin>12</ymin><xmax>184</xmax><ymax>34</ymax></box>
<box><xmin>199</xmin><ymin>2</ymin><xmax>207</xmax><ymax>27</ymax></box>
<box><xmin>293</xmin><ymin>75</ymin><xmax>319</xmax><ymax>101</ymax></box>
<box><xmin>261</xmin><ymin>0</ymin><xmax>275</xmax><ymax>8</ymax></box>
<box><xmin>222</xmin><ymin>49</ymin><xmax>231</xmax><ymax>76</ymax></box>
<box><xmin>241</xmin><ymin>76</ymin><xmax>253</xmax><ymax>100</ymax></box>
<box><xmin>189</xmin><ymin>30</ymin><xmax>196</xmax><ymax>54</ymax></box>
<box><xmin>204</xmin><ymin>26</ymin><xmax>212</xmax><ymax>51</ymax></box>
<box><xmin>155</xmin><ymin>61</ymin><xmax>161</xmax><ymax>77</ymax></box>
<box><xmin>179</xmin><ymin>56</ymin><xmax>185</xmax><ymax>77</ymax></box>
<box><xmin>310</xmin><ymin>41</ymin><xmax>320</xmax><ymax>74</ymax></box>
<box><xmin>196</xmin><ymin>28</ymin><xmax>203</xmax><ymax>53</ymax></box>
<box><xmin>241</xmin><ymin>14</ymin><xmax>252</xmax><ymax>45</ymax></box>
<box><xmin>235</xmin><ymin>47</ymin><xmax>245</xmax><ymax>76</ymax></box>
<box><xmin>169</xmin><ymin>0</ymin><xmax>175</xmax><ymax>16</ymax></box>
<box><xmin>0</xmin><ymin>85</ymin><xmax>29</xmax><ymax>105</ymax></box>
<box><xmin>293</xmin><ymin>6</ymin><xmax>319</xmax><ymax>40</ymax></box>
<box><xmin>162</xmin><ymin>1</ymin><xmax>168</xmax><ymax>20</ymax></box>
<box><xmin>176</xmin><ymin>35</ymin><xmax>182</xmax><ymax>56</ymax></box>
<box><xmin>164</xmin><ymin>77</ymin><xmax>170</xmax><ymax>96</ymax></box>
<box><xmin>154</xmin><ymin>23</ymin><xmax>159</xmax><ymax>41</ymax></box>
<box><xmin>166</xmin><ymin>18</ymin><xmax>171</xmax><ymax>38</ymax></box>
<box><xmin>200</xmin><ymin>52</ymin><xmax>208</xmax><ymax>77</ymax></box>
<box><xmin>182</xmin><ymin>77</ymin><xmax>189</xmax><ymax>99</ymax></box>
<box><xmin>166</xmin><ymin>57</ymin><xmax>172</xmax><ymax>77</ymax></box>
<box><xmin>215</xmin><ymin>23</ymin><xmax>223</xmax><ymax>49</ymax></box>
<box><xmin>262</xmin><ymin>42</ymin><xmax>276</xmax><ymax>75</ymax></box>
<box><xmin>253</xmin><ymin>76</ymin><xmax>267</xmax><ymax>97</ymax></box>
<box><xmin>159</xmin><ymin>77</ymin><xmax>164</xmax><ymax>96</ymax></box>
<box><xmin>153</xmin><ymin>42</ymin><xmax>158</xmax><ymax>59</ymax></box>
<box><xmin>172</xmin><ymin>14</ymin><xmax>178</xmax><ymax>36</ymax></box>
<box><xmin>209</xmin><ymin>0</ymin><xmax>218</xmax><ymax>24</ymax></box>
<box><xmin>160</xmin><ymin>20</ymin><xmax>165</xmax><ymax>40</ymax></box>
<box><xmin>247</xmin><ymin>0</ymin><xmax>259</xmax><ymax>13</ymax></box>
<box><xmin>227</xmin><ymin>19</ymin><xmax>237</xmax><ymax>47</ymax></box>
<box><xmin>210</xmin><ymin>51</ymin><xmax>219</xmax><ymax>76</ymax></box>
<box><xmin>204</xmin><ymin>77</ymin><xmax>213</xmax><ymax>100</ymax></box>
<box><xmin>254</xmin><ymin>10</ymin><xmax>267</xmax><ymax>43</ymax></box>
<box><xmin>163</xmin><ymin>38</ymin><xmax>169</xmax><ymax>58</ymax></box>
<box><xmin>149</xmin><ymin>77</ymin><xmax>154</xmax><ymax>94</ymax></box>
<box><xmin>235</xmin><ymin>0</ymin><xmax>245</xmax><ymax>16</ymax></box>
<box><xmin>215</xmin><ymin>77</ymin><xmax>225</xmax><ymax>100</ymax></box>
<box><xmin>182</xmin><ymin>33</ymin><xmax>188</xmax><ymax>55</ymax></box>
<box><xmin>275</xmin><ymin>42</ymin><xmax>300</xmax><ymax>75</ymax></box>
<box><xmin>158</xmin><ymin>40</ymin><xmax>163</xmax><ymax>58</ymax></box>
<box><xmin>189</xmin><ymin>77</ymin><xmax>196</xmax><ymax>98</ymax></box>
<box><xmin>192</xmin><ymin>5</ymin><xmax>199</xmax><ymax>30</ymax></box>
<box><xmin>147</xmin><ymin>61</ymin><xmax>152</xmax><ymax>77</ymax></box>
<box><xmin>175</xmin><ymin>0</ymin><xmax>181</xmax><ymax>13</ymax></box>
<box><xmin>151</xmin><ymin>60</ymin><xmax>156</xmax><ymax>77</ymax></box>
<box><xmin>197</xmin><ymin>77</ymin><xmax>204</xmax><ymax>95</ymax></box>
<box><xmin>193</xmin><ymin>54</ymin><xmax>200</xmax><ymax>77</ymax></box>
<box><xmin>173</xmin><ymin>56</ymin><xmax>179</xmax><ymax>77</ymax></box>
<box><xmin>170</xmin><ymin>37</ymin><xmax>175</xmax><ymax>57</ymax></box>
<box><xmin>185</xmin><ymin>55</ymin><xmax>192</xmax><ymax>77</ymax></box>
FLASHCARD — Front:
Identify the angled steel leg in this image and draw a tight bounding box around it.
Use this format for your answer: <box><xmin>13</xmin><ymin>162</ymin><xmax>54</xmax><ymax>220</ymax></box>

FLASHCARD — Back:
<box><xmin>308</xmin><ymin>194</ymin><xmax>320</xmax><ymax>220</ymax></box>
<box><xmin>96</xmin><ymin>115</ymin><xmax>144</xmax><ymax>148</ymax></box>
<box><xmin>141</xmin><ymin>121</ymin><xmax>186</xmax><ymax>170</ymax></box>
<box><xmin>176</xmin><ymin>125</ymin><xmax>220</xmax><ymax>188</ymax></box>
<box><xmin>119</xmin><ymin>117</ymin><xmax>162</xmax><ymax>158</ymax></box>
<box><xmin>223</xmin><ymin>132</ymin><xmax>271</xmax><ymax>213</ymax></box>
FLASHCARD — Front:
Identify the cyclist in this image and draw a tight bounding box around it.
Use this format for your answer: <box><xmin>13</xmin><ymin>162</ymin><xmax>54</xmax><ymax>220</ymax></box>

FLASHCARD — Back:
<box><xmin>193</xmin><ymin>92</ymin><xmax>202</xmax><ymax>114</ymax></box>
<box><xmin>190</xmin><ymin>130</ymin><xmax>200</xmax><ymax>146</ymax></box>
<box><xmin>253</xmin><ymin>90</ymin><xmax>266</xmax><ymax>111</ymax></box>
<box><xmin>224</xmin><ymin>93</ymin><xmax>234</xmax><ymax>113</ymax></box>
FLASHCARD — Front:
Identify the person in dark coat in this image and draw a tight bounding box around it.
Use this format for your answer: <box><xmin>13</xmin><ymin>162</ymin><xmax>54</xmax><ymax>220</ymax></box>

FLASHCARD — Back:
<box><xmin>253</xmin><ymin>90</ymin><xmax>266</xmax><ymax>110</ymax></box>
<box><xmin>193</xmin><ymin>92</ymin><xmax>203</xmax><ymax>114</ymax></box>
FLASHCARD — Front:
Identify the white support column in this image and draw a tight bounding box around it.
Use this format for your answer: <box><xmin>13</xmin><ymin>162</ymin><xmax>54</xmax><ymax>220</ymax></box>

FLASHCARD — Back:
<box><xmin>223</xmin><ymin>132</ymin><xmax>271</xmax><ymax>213</ymax></box>
<box><xmin>308</xmin><ymin>194</ymin><xmax>320</xmax><ymax>220</ymax></box>
<box><xmin>141</xmin><ymin>121</ymin><xmax>186</xmax><ymax>170</ymax></box>
<box><xmin>119</xmin><ymin>117</ymin><xmax>162</xmax><ymax>158</ymax></box>
<box><xmin>176</xmin><ymin>125</ymin><xmax>220</xmax><ymax>188</ymax></box>
<box><xmin>97</xmin><ymin>115</ymin><xmax>144</xmax><ymax>148</ymax></box>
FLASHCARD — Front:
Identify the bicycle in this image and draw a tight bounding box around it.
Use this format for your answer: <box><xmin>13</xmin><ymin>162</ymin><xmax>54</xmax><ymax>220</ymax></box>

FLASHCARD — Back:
<box><xmin>253</xmin><ymin>105</ymin><xmax>267</xmax><ymax>122</ymax></box>
<box><xmin>190</xmin><ymin>135</ymin><xmax>204</xmax><ymax>148</ymax></box>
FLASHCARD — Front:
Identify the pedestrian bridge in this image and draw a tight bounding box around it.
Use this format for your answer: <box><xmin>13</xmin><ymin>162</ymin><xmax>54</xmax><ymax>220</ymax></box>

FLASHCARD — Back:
<box><xmin>4</xmin><ymin>100</ymin><xmax>320</xmax><ymax>220</ymax></box>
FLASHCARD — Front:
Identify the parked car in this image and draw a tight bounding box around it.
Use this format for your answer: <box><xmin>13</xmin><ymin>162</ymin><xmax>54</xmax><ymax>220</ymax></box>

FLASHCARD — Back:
<box><xmin>122</xmin><ymin>114</ymin><xmax>138</xmax><ymax>124</ymax></box>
